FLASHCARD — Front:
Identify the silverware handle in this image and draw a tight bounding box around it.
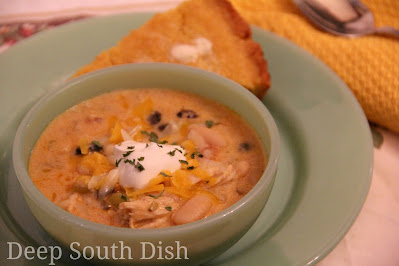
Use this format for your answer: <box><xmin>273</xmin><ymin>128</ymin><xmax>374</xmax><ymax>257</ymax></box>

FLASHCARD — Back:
<box><xmin>375</xmin><ymin>26</ymin><xmax>399</xmax><ymax>38</ymax></box>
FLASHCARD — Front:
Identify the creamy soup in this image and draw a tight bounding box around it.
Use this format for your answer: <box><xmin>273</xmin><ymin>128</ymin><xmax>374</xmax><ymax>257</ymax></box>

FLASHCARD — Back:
<box><xmin>29</xmin><ymin>89</ymin><xmax>267</xmax><ymax>228</ymax></box>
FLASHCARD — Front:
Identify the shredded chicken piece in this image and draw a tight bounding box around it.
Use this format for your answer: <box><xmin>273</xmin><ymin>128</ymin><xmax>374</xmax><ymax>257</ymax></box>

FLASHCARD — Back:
<box><xmin>119</xmin><ymin>196</ymin><xmax>179</xmax><ymax>228</ymax></box>
<box><xmin>198</xmin><ymin>158</ymin><xmax>237</xmax><ymax>185</ymax></box>
<box><xmin>198</xmin><ymin>158</ymin><xmax>224</xmax><ymax>176</ymax></box>
<box><xmin>58</xmin><ymin>193</ymin><xmax>81</xmax><ymax>213</ymax></box>
<box><xmin>58</xmin><ymin>192</ymin><xmax>101</xmax><ymax>215</ymax></box>
<box><xmin>188</xmin><ymin>124</ymin><xmax>226</xmax><ymax>156</ymax></box>
<box><xmin>213</xmin><ymin>165</ymin><xmax>237</xmax><ymax>185</ymax></box>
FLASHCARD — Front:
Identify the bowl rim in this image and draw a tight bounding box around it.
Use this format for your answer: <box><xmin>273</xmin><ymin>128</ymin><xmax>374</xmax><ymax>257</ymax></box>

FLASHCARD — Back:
<box><xmin>12</xmin><ymin>62</ymin><xmax>280</xmax><ymax>237</ymax></box>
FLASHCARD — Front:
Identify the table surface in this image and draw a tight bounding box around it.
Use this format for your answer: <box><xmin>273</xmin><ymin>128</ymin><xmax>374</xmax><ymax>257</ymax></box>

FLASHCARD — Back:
<box><xmin>1</xmin><ymin>1</ymin><xmax>398</xmax><ymax>265</ymax></box>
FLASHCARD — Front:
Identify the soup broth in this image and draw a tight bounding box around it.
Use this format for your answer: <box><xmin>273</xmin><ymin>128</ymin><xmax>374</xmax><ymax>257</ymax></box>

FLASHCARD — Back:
<box><xmin>29</xmin><ymin>89</ymin><xmax>267</xmax><ymax>228</ymax></box>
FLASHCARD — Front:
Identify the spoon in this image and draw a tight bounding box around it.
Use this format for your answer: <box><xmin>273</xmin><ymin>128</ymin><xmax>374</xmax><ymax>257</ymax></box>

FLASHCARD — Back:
<box><xmin>294</xmin><ymin>0</ymin><xmax>399</xmax><ymax>38</ymax></box>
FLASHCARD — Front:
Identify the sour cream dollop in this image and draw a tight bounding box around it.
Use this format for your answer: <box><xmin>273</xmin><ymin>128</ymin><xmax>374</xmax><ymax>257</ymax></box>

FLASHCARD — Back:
<box><xmin>114</xmin><ymin>141</ymin><xmax>186</xmax><ymax>189</ymax></box>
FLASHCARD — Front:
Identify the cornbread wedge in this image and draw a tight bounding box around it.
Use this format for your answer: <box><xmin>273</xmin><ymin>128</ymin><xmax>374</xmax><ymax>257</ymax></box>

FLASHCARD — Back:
<box><xmin>74</xmin><ymin>0</ymin><xmax>270</xmax><ymax>98</ymax></box>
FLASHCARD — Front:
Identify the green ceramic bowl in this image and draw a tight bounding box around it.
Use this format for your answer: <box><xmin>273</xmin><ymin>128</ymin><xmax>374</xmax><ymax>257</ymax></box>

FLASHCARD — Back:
<box><xmin>13</xmin><ymin>63</ymin><xmax>280</xmax><ymax>265</ymax></box>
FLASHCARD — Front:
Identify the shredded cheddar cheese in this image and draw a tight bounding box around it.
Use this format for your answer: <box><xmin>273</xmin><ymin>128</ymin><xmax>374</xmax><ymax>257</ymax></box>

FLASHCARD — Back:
<box><xmin>78</xmin><ymin>138</ymin><xmax>90</xmax><ymax>155</ymax></box>
<box><xmin>191</xmin><ymin>168</ymin><xmax>211</xmax><ymax>181</ymax></box>
<box><xmin>79</xmin><ymin>152</ymin><xmax>113</xmax><ymax>176</ymax></box>
<box><xmin>171</xmin><ymin>170</ymin><xmax>192</xmax><ymax>188</ymax></box>
<box><xmin>109</xmin><ymin>121</ymin><xmax>123</xmax><ymax>143</ymax></box>
<box><xmin>147</xmin><ymin>174</ymin><xmax>166</xmax><ymax>187</ymax></box>
<box><xmin>164</xmin><ymin>186</ymin><xmax>192</xmax><ymax>199</ymax></box>
<box><xmin>126</xmin><ymin>184</ymin><xmax>165</xmax><ymax>198</ymax></box>
<box><xmin>182</xmin><ymin>139</ymin><xmax>196</xmax><ymax>153</ymax></box>
<box><xmin>182</xmin><ymin>159</ymin><xmax>200</xmax><ymax>169</ymax></box>
<box><xmin>131</xmin><ymin>97</ymin><xmax>153</xmax><ymax>118</ymax></box>
<box><xmin>179</xmin><ymin>121</ymin><xmax>190</xmax><ymax>137</ymax></box>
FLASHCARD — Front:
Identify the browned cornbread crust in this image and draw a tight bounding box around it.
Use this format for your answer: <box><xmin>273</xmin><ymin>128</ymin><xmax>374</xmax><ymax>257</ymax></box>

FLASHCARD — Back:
<box><xmin>74</xmin><ymin>0</ymin><xmax>270</xmax><ymax>98</ymax></box>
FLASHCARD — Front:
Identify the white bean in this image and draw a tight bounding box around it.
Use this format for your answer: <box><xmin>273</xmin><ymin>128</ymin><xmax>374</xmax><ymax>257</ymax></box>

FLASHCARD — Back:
<box><xmin>236</xmin><ymin>161</ymin><xmax>250</xmax><ymax>177</ymax></box>
<box><xmin>172</xmin><ymin>195</ymin><xmax>213</xmax><ymax>225</ymax></box>
<box><xmin>98</xmin><ymin>169</ymin><xmax>120</xmax><ymax>199</ymax></box>
<box><xmin>88</xmin><ymin>174</ymin><xmax>107</xmax><ymax>190</ymax></box>
<box><xmin>188</xmin><ymin>125</ymin><xmax>226</xmax><ymax>150</ymax></box>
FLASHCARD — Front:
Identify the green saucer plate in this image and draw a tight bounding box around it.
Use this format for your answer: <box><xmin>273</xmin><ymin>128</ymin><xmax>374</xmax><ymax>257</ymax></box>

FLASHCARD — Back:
<box><xmin>0</xmin><ymin>13</ymin><xmax>373</xmax><ymax>265</ymax></box>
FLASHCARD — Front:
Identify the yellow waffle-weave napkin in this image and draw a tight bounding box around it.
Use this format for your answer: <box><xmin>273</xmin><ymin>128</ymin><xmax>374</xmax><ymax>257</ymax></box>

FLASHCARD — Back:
<box><xmin>230</xmin><ymin>0</ymin><xmax>399</xmax><ymax>133</ymax></box>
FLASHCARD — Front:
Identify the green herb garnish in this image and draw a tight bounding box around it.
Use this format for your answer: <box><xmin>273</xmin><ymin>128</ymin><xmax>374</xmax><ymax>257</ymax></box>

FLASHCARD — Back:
<box><xmin>141</xmin><ymin>130</ymin><xmax>168</xmax><ymax>144</ymax></box>
<box><xmin>124</xmin><ymin>159</ymin><xmax>145</xmax><ymax>171</ymax></box>
<box><xmin>92</xmin><ymin>140</ymin><xmax>103</xmax><ymax>148</ymax></box>
<box><xmin>141</xmin><ymin>130</ymin><xmax>150</xmax><ymax>136</ymax></box>
<box><xmin>205</xmin><ymin>120</ymin><xmax>219</xmax><ymax>128</ymax></box>
<box><xmin>190</xmin><ymin>151</ymin><xmax>204</xmax><ymax>159</ymax></box>
<box><xmin>138</xmin><ymin>157</ymin><xmax>145</xmax><ymax>161</ymax></box>
<box><xmin>124</xmin><ymin>159</ymin><xmax>136</xmax><ymax>165</ymax></box>
<box><xmin>187</xmin><ymin>166</ymin><xmax>195</xmax><ymax>170</ymax></box>
<box><xmin>88</xmin><ymin>140</ymin><xmax>103</xmax><ymax>152</ymax></box>
<box><xmin>179</xmin><ymin>160</ymin><xmax>188</xmax><ymax>165</ymax></box>
<box><xmin>141</xmin><ymin>130</ymin><xmax>158</xmax><ymax>142</ymax></box>
<box><xmin>121</xmin><ymin>195</ymin><xmax>128</xmax><ymax>201</ymax></box>
<box><xmin>149</xmin><ymin>189</ymin><xmax>165</xmax><ymax>199</ymax></box>
<box><xmin>136</xmin><ymin>162</ymin><xmax>145</xmax><ymax>172</ymax></box>
<box><xmin>115</xmin><ymin>158</ymin><xmax>122</xmax><ymax>167</ymax></box>
<box><xmin>160</xmin><ymin>172</ymin><xmax>172</xmax><ymax>177</ymax></box>
<box><xmin>168</xmin><ymin>148</ymin><xmax>183</xmax><ymax>156</ymax></box>
<box><xmin>123</xmin><ymin>150</ymin><xmax>134</xmax><ymax>157</ymax></box>
<box><xmin>165</xmin><ymin>206</ymin><xmax>172</xmax><ymax>211</ymax></box>
<box><xmin>127</xmin><ymin>146</ymin><xmax>135</xmax><ymax>149</ymax></box>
